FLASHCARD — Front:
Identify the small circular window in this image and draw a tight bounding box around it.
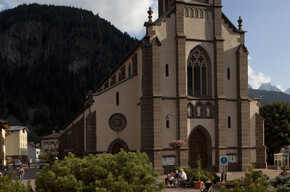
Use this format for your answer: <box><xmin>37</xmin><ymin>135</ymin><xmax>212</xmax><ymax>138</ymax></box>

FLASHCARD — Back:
<box><xmin>109</xmin><ymin>113</ymin><xmax>127</xmax><ymax>132</ymax></box>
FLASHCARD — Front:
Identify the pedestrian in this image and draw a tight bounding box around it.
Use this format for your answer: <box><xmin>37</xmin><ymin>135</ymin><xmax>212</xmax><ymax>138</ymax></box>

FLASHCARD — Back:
<box><xmin>19</xmin><ymin>166</ymin><xmax>25</xmax><ymax>182</ymax></box>
<box><xmin>28</xmin><ymin>161</ymin><xmax>30</xmax><ymax>168</ymax></box>
<box><xmin>4</xmin><ymin>166</ymin><xmax>7</xmax><ymax>176</ymax></box>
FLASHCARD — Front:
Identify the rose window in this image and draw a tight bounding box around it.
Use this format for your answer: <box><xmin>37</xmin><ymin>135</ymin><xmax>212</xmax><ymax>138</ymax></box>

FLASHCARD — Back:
<box><xmin>109</xmin><ymin>113</ymin><xmax>127</xmax><ymax>132</ymax></box>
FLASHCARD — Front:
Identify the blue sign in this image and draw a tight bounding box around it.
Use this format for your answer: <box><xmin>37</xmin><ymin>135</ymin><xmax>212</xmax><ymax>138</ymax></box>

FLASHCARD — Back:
<box><xmin>220</xmin><ymin>156</ymin><xmax>228</xmax><ymax>165</ymax></box>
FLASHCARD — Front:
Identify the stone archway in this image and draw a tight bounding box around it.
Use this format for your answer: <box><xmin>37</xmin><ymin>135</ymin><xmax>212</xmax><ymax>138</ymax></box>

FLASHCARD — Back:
<box><xmin>189</xmin><ymin>126</ymin><xmax>212</xmax><ymax>168</ymax></box>
<box><xmin>108</xmin><ymin>139</ymin><xmax>129</xmax><ymax>155</ymax></box>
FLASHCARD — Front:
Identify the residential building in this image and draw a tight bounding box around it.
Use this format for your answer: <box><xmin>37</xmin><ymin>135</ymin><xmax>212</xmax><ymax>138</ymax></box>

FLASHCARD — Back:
<box><xmin>59</xmin><ymin>0</ymin><xmax>266</xmax><ymax>173</ymax></box>
<box><xmin>41</xmin><ymin>130</ymin><xmax>63</xmax><ymax>156</ymax></box>
<box><xmin>27</xmin><ymin>142</ymin><xmax>41</xmax><ymax>163</ymax></box>
<box><xmin>0</xmin><ymin>120</ymin><xmax>10</xmax><ymax>166</ymax></box>
<box><xmin>6</xmin><ymin>126</ymin><xmax>29</xmax><ymax>163</ymax></box>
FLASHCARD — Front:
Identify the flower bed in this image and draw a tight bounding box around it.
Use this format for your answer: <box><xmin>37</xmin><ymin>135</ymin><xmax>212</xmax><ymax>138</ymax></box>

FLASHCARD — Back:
<box><xmin>168</xmin><ymin>140</ymin><xmax>186</xmax><ymax>148</ymax></box>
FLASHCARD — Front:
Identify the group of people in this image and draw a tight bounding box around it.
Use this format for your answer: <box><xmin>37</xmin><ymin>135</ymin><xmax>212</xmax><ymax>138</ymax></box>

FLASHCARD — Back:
<box><xmin>0</xmin><ymin>166</ymin><xmax>25</xmax><ymax>182</ymax></box>
<box><xmin>165</xmin><ymin>169</ymin><xmax>187</xmax><ymax>186</ymax></box>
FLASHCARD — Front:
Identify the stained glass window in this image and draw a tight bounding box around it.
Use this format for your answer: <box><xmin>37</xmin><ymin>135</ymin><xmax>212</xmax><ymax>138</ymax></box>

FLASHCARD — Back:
<box><xmin>187</xmin><ymin>48</ymin><xmax>208</xmax><ymax>97</ymax></box>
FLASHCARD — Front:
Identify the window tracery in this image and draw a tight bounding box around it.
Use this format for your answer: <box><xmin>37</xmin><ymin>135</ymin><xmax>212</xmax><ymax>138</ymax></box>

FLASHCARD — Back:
<box><xmin>188</xmin><ymin>48</ymin><xmax>208</xmax><ymax>97</ymax></box>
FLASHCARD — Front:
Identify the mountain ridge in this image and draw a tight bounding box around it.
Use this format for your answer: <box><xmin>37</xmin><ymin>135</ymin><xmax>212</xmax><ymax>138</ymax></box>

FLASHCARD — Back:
<box><xmin>0</xmin><ymin>4</ymin><xmax>138</xmax><ymax>138</ymax></box>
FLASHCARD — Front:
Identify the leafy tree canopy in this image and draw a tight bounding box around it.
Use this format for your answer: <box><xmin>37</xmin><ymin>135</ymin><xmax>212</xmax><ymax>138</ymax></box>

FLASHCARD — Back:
<box><xmin>260</xmin><ymin>102</ymin><xmax>290</xmax><ymax>153</ymax></box>
<box><xmin>35</xmin><ymin>150</ymin><xmax>163</xmax><ymax>192</ymax></box>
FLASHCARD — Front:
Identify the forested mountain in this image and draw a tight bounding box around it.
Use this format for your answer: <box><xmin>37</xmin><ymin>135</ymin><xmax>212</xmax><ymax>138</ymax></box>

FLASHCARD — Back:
<box><xmin>0</xmin><ymin>4</ymin><xmax>138</xmax><ymax>139</ymax></box>
<box><xmin>249</xmin><ymin>89</ymin><xmax>290</xmax><ymax>106</ymax></box>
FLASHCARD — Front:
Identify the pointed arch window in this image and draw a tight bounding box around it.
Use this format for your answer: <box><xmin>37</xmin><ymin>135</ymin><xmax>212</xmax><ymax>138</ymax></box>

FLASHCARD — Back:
<box><xmin>188</xmin><ymin>48</ymin><xmax>208</xmax><ymax>97</ymax></box>
<box><xmin>185</xmin><ymin>7</ymin><xmax>189</xmax><ymax>17</ymax></box>
<box><xmin>200</xmin><ymin>9</ymin><xmax>204</xmax><ymax>18</ymax></box>
<box><xmin>190</xmin><ymin>8</ymin><xmax>194</xmax><ymax>18</ymax></box>
<box><xmin>195</xmin><ymin>9</ymin><xmax>199</xmax><ymax>18</ymax></box>
<box><xmin>128</xmin><ymin>63</ymin><xmax>132</xmax><ymax>77</ymax></box>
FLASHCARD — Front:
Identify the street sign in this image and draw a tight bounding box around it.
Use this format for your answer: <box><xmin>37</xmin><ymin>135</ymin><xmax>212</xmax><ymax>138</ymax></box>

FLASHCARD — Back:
<box><xmin>220</xmin><ymin>156</ymin><xmax>228</xmax><ymax>165</ymax></box>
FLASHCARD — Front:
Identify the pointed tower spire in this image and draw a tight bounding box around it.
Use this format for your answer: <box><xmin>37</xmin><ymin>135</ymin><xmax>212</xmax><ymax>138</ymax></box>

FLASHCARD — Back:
<box><xmin>147</xmin><ymin>7</ymin><xmax>153</xmax><ymax>22</ymax></box>
<box><xmin>238</xmin><ymin>16</ymin><xmax>243</xmax><ymax>31</ymax></box>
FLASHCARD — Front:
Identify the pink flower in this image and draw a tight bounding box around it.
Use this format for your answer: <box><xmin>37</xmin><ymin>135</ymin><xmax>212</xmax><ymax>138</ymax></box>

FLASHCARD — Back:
<box><xmin>169</xmin><ymin>140</ymin><xmax>186</xmax><ymax>148</ymax></box>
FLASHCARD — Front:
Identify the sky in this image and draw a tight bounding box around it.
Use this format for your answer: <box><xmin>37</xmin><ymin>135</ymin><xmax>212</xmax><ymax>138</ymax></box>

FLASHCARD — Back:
<box><xmin>0</xmin><ymin>0</ymin><xmax>289</xmax><ymax>91</ymax></box>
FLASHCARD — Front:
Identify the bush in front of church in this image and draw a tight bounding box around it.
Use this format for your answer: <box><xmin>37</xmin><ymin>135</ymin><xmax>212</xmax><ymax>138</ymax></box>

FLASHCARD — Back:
<box><xmin>35</xmin><ymin>150</ymin><xmax>163</xmax><ymax>192</ymax></box>
<box><xmin>181</xmin><ymin>167</ymin><xmax>220</xmax><ymax>183</ymax></box>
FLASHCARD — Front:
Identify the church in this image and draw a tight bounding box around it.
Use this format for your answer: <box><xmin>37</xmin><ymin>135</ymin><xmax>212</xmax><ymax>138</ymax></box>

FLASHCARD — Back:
<box><xmin>59</xmin><ymin>0</ymin><xmax>267</xmax><ymax>173</ymax></box>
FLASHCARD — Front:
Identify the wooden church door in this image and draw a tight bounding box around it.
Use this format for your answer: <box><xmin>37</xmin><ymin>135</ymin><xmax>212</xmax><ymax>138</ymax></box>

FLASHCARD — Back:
<box><xmin>189</xmin><ymin>130</ymin><xmax>208</xmax><ymax>167</ymax></box>
<box><xmin>111</xmin><ymin>142</ymin><xmax>123</xmax><ymax>154</ymax></box>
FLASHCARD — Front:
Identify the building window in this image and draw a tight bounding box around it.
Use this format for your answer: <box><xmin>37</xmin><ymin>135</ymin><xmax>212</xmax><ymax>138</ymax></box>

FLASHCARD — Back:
<box><xmin>128</xmin><ymin>63</ymin><xmax>132</xmax><ymax>76</ymax></box>
<box><xmin>200</xmin><ymin>9</ymin><xmax>204</xmax><ymax>18</ymax></box>
<box><xmin>104</xmin><ymin>82</ymin><xmax>108</xmax><ymax>89</ymax></box>
<box><xmin>228</xmin><ymin>116</ymin><xmax>231</xmax><ymax>128</ymax></box>
<box><xmin>188</xmin><ymin>48</ymin><xmax>208</xmax><ymax>97</ymax></box>
<box><xmin>116</xmin><ymin>92</ymin><xmax>119</xmax><ymax>106</ymax></box>
<box><xmin>185</xmin><ymin>7</ymin><xmax>189</xmax><ymax>17</ymax></box>
<box><xmin>227</xmin><ymin>67</ymin><xmax>230</xmax><ymax>80</ymax></box>
<box><xmin>165</xmin><ymin>64</ymin><xmax>169</xmax><ymax>77</ymax></box>
<box><xmin>166</xmin><ymin>119</ymin><xmax>170</xmax><ymax>128</ymax></box>
<box><xmin>119</xmin><ymin>66</ymin><xmax>125</xmax><ymax>81</ymax></box>
<box><xmin>190</xmin><ymin>8</ymin><xmax>194</xmax><ymax>18</ymax></box>
<box><xmin>110</xmin><ymin>75</ymin><xmax>116</xmax><ymax>86</ymax></box>
<box><xmin>132</xmin><ymin>54</ymin><xmax>138</xmax><ymax>75</ymax></box>
<box><xmin>195</xmin><ymin>9</ymin><xmax>199</xmax><ymax>18</ymax></box>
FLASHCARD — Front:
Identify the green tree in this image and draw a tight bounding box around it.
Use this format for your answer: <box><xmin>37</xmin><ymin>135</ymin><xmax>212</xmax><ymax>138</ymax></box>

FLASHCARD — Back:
<box><xmin>260</xmin><ymin>102</ymin><xmax>290</xmax><ymax>164</ymax></box>
<box><xmin>35</xmin><ymin>150</ymin><xmax>163</xmax><ymax>192</ymax></box>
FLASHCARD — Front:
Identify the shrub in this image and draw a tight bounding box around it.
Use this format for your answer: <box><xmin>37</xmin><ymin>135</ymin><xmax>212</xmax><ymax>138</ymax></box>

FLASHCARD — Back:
<box><xmin>225</xmin><ymin>164</ymin><xmax>274</xmax><ymax>192</ymax></box>
<box><xmin>182</xmin><ymin>167</ymin><xmax>220</xmax><ymax>183</ymax></box>
<box><xmin>270</xmin><ymin>175</ymin><xmax>290</xmax><ymax>192</ymax></box>
<box><xmin>35</xmin><ymin>150</ymin><xmax>162</xmax><ymax>192</ymax></box>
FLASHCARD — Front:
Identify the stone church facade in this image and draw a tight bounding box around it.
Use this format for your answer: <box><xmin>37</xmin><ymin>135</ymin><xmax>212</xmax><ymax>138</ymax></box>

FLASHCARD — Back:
<box><xmin>59</xmin><ymin>0</ymin><xmax>267</xmax><ymax>172</ymax></box>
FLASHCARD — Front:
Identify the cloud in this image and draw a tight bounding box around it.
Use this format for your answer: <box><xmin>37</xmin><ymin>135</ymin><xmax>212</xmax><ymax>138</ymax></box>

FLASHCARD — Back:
<box><xmin>0</xmin><ymin>0</ymin><xmax>9</xmax><ymax>10</ymax></box>
<box><xmin>3</xmin><ymin>0</ymin><xmax>158</xmax><ymax>38</ymax></box>
<box><xmin>248</xmin><ymin>65</ymin><xmax>271</xmax><ymax>89</ymax></box>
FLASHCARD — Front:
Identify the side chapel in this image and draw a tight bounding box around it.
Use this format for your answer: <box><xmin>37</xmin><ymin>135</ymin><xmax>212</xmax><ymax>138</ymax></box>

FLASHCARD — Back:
<box><xmin>59</xmin><ymin>0</ymin><xmax>267</xmax><ymax>172</ymax></box>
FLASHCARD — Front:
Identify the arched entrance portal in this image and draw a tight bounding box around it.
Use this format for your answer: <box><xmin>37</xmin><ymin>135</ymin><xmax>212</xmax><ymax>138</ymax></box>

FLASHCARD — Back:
<box><xmin>189</xmin><ymin>126</ymin><xmax>212</xmax><ymax>168</ymax></box>
<box><xmin>111</xmin><ymin>142</ymin><xmax>123</xmax><ymax>154</ymax></box>
<box><xmin>108</xmin><ymin>139</ymin><xmax>129</xmax><ymax>155</ymax></box>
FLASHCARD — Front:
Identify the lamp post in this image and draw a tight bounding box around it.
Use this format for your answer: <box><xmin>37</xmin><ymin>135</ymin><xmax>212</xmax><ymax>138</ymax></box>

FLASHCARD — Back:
<box><xmin>166</xmin><ymin>114</ymin><xmax>180</xmax><ymax>166</ymax></box>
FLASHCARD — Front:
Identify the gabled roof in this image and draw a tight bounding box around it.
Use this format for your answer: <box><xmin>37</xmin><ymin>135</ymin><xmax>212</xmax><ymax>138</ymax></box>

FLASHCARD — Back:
<box><xmin>41</xmin><ymin>130</ymin><xmax>64</xmax><ymax>139</ymax></box>
<box><xmin>28</xmin><ymin>142</ymin><xmax>41</xmax><ymax>148</ymax></box>
<box><xmin>9</xmin><ymin>126</ymin><xmax>29</xmax><ymax>133</ymax></box>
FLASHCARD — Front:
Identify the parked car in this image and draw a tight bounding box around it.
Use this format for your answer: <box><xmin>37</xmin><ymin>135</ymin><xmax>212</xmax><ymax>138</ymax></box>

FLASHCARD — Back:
<box><xmin>9</xmin><ymin>161</ymin><xmax>22</xmax><ymax>167</ymax></box>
